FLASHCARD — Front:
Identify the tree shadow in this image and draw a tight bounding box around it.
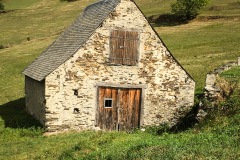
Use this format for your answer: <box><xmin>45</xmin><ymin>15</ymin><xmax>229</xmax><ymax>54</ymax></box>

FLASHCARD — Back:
<box><xmin>0</xmin><ymin>97</ymin><xmax>43</xmax><ymax>129</ymax></box>
<box><xmin>0</xmin><ymin>10</ymin><xmax>15</xmax><ymax>14</ymax></box>
<box><xmin>148</xmin><ymin>13</ymin><xmax>189</xmax><ymax>27</ymax></box>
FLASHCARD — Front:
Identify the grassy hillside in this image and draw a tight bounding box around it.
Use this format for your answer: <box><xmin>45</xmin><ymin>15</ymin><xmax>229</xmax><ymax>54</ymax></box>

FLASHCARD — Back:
<box><xmin>2</xmin><ymin>0</ymin><xmax>40</xmax><ymax>9</ymax></box>
<box><xmin>0</xmin><ymin>0</ymin><xmax>95</xmax><ymax>104</ymax></box>
<box><xmin>0</xmin><ymin>105</ymin><xmax>239</xmax><ymax>159</ymax></box>
<box><xmin>0</xmin><ymin>0</ymin><xmax>239</xmax><ymax>159</ymax></box>
<box><xmin>0</xmin><ymin>0</ymin><xmax>239</xmax><ymax>105</ymax></box>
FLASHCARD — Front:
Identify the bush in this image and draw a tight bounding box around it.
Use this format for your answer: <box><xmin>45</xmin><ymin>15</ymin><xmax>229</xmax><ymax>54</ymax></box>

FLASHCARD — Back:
<box><xmin>0</xmin><ymin>2</ymin><xmax>4</xmax><ymax>10</ymax></box>
<box><xmin>171</xmin><ymin>0</ymin><xmax>210</xmax><ymax>20</ymax></box>
<box><xmin>218</xmin><ymin>97</ymin><xmax>240</xmax><ymax>115</ymax></box>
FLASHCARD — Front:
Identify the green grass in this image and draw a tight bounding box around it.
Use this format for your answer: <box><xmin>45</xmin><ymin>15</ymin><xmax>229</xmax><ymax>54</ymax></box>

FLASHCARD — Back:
<box><xmin>2</xmin><ymin>0</ymin><xmax>40</xmax><ymax>10</ymax></box>
<box><xmin>0</xmin><ymin>0</ymin><xmax>240</xmax><ymax>159</ymax></box>
<box><xmin>203</xmin><ymin>0</ymin><xmax>240</xmax><ymax>16</ymax></box>
<box><xmin>221</xmin><ymin>66</ymin><xmax>240</xmax><ymax>79</ymax></box>
<box><xmin>0</xmin><ymin>0</ymin><xmax>95</xmax><ymax>104</ymax></box>
<box><xmin>135</xmin><ymin>0</ymin><xmax>175</xmax><ymax>16</ymax></box>
<box><xmin>0</xmin><ymin>111</ymin><xmax>239</xmax><ymax>159</ymax></box>
<box><xmin>0</xmin><ymin>94</ymin><xmax>239</xmax><ymax>159</ymax></box>
<box><xmin>0</xmin><ymin>0</ymin><xmax>95</xmax><ymax>47</ymax></box>
<box><xmin>159</xmin><ymin>21</ymin><xmax>240</xmax><ymax>92</ymax></box>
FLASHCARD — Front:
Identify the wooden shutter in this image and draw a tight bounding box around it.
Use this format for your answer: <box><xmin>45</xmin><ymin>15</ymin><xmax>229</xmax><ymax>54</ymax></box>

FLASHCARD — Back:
<box><xmin>110</xmin><ymin>30</ymin><xmax>139</xmax><ymax>65</ymax></box>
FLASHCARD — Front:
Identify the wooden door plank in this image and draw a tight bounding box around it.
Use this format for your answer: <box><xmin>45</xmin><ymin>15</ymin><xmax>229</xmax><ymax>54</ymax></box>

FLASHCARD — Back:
<box><xmin>119</xmin><ymin>89</ymin><xmax>127</xmax><ymax>131</ymax></box>
<box><xmin>111</xmin><ymin>89</ymin><xmax>118</xmax><ymax>130</ymax></box>
<box><xmin>134</xmin><ymin>89</ymin><xmax>141</xmax><ymax>127</ymax></box>
<box><xmin>118</xmin><ymin>89</ymin><xmax>124</xmax><ymax>131</ymax></box>
<box><xmin>97</xmin><ymin>88</ymin><xmax>105</xmax><ymax>129</ymax></box>
<box><xmin>128</xmin><ymin>89</ymin><xmax>135</xmax><ymax>130</ymax></box>
<box><xmin>97</xmin><ymin>87</ymin><xmax>118</xmax><ymax>131</ymax></box>
<box><xmin>126</xmin><ymin>89</ymin><xmax>132</xmax><ymax>131</ymax></box>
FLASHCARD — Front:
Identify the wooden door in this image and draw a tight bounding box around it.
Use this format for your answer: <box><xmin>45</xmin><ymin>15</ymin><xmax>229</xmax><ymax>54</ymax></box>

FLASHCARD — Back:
<box><xmin>97</xmin><ymin>87</ymin><xmax>141</xmax><ymax>131</ymax></box>
<box><xmin>118</xmin><ymin>89</ymin><xmax>141</xmax><ymax>131</ymax></box>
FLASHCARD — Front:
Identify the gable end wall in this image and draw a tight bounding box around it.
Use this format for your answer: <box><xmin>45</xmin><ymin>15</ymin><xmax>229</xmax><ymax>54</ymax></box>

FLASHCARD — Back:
<box><xmin>44</xmin><ymin>0</ymin><xmax>195</xmax><ymax>132</ymax></box>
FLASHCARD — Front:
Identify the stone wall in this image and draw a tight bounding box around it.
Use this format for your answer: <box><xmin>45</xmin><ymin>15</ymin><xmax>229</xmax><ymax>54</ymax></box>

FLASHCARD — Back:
<box><xmin>25</xmin><ymin>76</ymin><xmax>45</xmax><ymax>125</ymax></box>
<box><xmin>44</xmin><ymin>0</ymin><xmax>195</xmax><ymax>132</ymax></box>
<box><xmin>205</xmin><ymin>58</ymin><xmax>239</xmax><ymax>101</ymax></box>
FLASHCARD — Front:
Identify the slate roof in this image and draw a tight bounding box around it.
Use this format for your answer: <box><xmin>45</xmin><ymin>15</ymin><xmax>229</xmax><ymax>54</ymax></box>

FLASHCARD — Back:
<box><xmin>23</xmin><ymin>0</ymin><xmax>121</xmax><ymax>81</ymax></box>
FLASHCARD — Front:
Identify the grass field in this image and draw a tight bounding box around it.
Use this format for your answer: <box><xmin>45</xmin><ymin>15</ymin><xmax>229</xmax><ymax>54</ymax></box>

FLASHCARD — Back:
<box><xmin>0</xmin><ymin>104</ymin><xmax>239</xmax><ymax>159</ymax></box>
<box><xmin>0</xmin><ymin>0</ymin><xmax>240</xmax><ymax>159</ymax></box>
<box><xmin>2</xmin><ymin>0</ymin><xmax>40</xmax><ymax>9</ymax></box>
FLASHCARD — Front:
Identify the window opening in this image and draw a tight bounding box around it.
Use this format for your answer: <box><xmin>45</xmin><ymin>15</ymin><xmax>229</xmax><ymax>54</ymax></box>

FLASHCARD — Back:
<box><xmin>104</xmin><ymin>98</ymin><xmax>113</xmax><ymax>108</ymax></box>
<box><xmin>110</xmin><ymin>30</ymin><xmax>139</xmax><ymax>66</ymax></box>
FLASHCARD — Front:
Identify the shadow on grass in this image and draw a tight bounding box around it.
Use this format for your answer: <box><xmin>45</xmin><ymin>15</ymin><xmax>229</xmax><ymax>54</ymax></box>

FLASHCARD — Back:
<box><xmin>170</xmin><ymin>105</ymin><xmax>199</xmax><ymax>133</ymax></box>
<box><xmin>148</xmin><ymin>13</ymin><xmax>189</xmax><ymax>27</ymax></box>
<box><xmin>0</xmin><ymin>97</ymin><xmax>42</xmax><ymax>129</ymax></box>
<box><xmin>170</xmin><ymin>93</ymin><xmax>205</xmax><ymax>133</ymax></box>
<box><xmin>0</xmin><ymin>10</ymin><xmax>15</xmax><ymax>14</ymax></box>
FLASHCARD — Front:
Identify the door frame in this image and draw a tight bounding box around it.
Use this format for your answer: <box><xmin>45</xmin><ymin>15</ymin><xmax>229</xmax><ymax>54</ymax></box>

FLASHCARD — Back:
<box><xmin>95</xmin><ymin>83</ymin><xmax>146</xmax><ymax>129</ymax></box>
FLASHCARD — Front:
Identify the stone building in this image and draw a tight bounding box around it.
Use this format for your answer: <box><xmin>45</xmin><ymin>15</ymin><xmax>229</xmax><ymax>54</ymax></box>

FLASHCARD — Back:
<box><xmin>23</xmin><ymin>0</ymin><xmax>195</xmax><ymax>132</ymax></box>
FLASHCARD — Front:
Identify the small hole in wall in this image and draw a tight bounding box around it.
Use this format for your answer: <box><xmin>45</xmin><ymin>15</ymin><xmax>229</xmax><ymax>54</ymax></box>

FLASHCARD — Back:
<box><xmin>74</xmin><ymin>108</ymin><xmax>80</xmax><ymax>113</ymax></box>
<box><xmin>73</xmin><ymin>89</ymin><xmax>78</xmax><ymax>96</ymax></box>
<box><xmin>156</xmin><ymin>114</ymin><xmax>162</xmax><ymax>119</ymax></box>
<box><xmin>57</xmin><ymin>75</ymin><xmax>60</xmax><ymax>78</ymax></box>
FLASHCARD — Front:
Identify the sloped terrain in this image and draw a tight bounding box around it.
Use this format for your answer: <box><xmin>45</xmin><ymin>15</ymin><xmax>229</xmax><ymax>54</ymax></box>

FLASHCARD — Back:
<box><xmin>0</xmin><ymin>0</ymin><xmax>239</xmax><ymax>159</ymax></box>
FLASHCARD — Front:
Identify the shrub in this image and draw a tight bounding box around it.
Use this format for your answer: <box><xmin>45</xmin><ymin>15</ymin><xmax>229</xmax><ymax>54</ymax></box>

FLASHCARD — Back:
<box><xmin>0</xmin><ymin>2</ymin><xmax>4</xmax><ymax>10</ymax></box>
<box><xmin>218</xmin><ymin>97</ymin><xmax>240</xmax><ymax>115</ymax></box>
<box><xmin>171</xmin><ymin>0</ymin><xmax>210</xmax><ymax>20</ymax></box>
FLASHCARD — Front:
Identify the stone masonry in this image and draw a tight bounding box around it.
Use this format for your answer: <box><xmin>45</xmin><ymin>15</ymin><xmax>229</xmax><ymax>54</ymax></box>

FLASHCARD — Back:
<box><xmin>205</xmin><ymin>57</ymin><xmax>240</xmax><ymax>101</ymax></box>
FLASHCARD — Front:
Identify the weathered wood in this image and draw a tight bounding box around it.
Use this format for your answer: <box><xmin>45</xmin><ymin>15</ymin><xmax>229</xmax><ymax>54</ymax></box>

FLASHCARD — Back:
<box><xmin>97</xmin><ymin>87</ymin><xmax>118</xmax><ymax>130</ymax></box>
<box><xmin>110</xmin><ymin>30</ymin><xmax>139</xmax><ymax>65</ymax></box>
<box><xmin>125</xmin><ymin>31</ymin><xmax>138</xmax><ymax>65</ymax></box>
<box><xmin>134</xmin><ymin>89</ymin><xmax>141</xmax><ymax>127</ymax></box>
<box><xmin>119</xmin><ymin>89</ymin><xmax>127</xmax><ymax>131</ymax></box>
<box><xmin>111</xmin><ymin>89</ymin><xmax>118</xmax><ymax>130</ymax></box>
<box><xmin>95</xmin><ymin>83</ymin><xmax>147</xmax><ymax>89</ymax></box>
<box><xmin>97</xmin><ymin>87</ymin><xmax>141</xmax><ymax>131</ymax></box>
